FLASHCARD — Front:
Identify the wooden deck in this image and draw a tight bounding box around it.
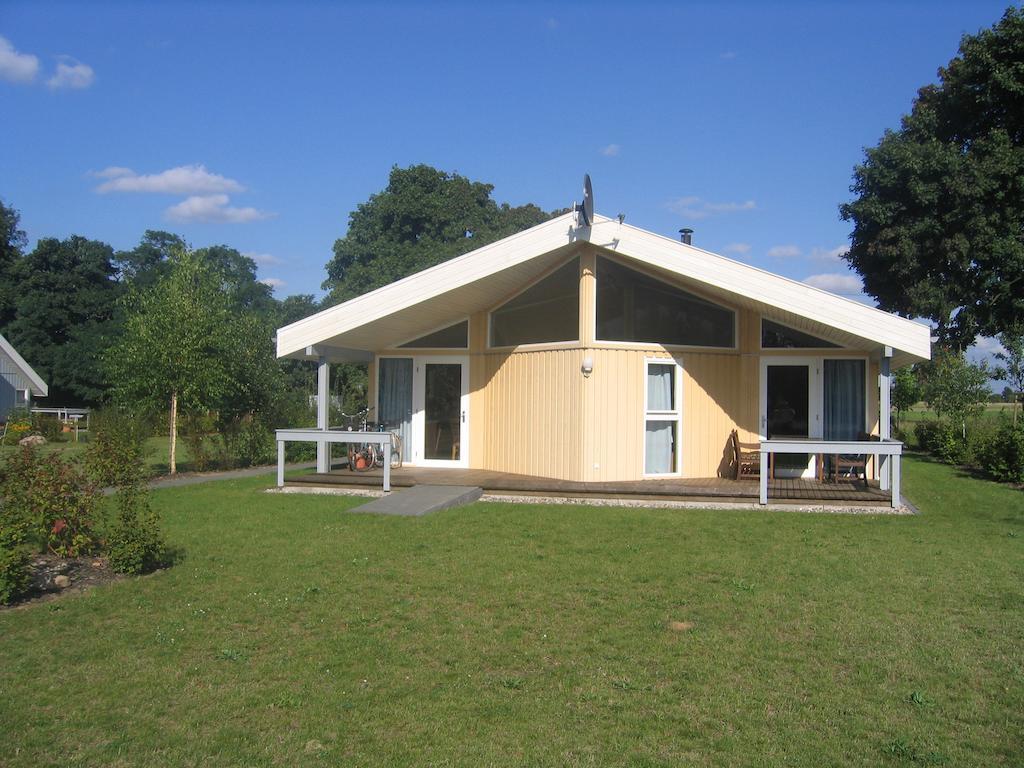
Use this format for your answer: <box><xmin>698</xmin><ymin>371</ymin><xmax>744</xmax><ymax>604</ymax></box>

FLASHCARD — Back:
<box><xmin>285</xmin><ymin>466</ymin><xmax>893</xmax><ymax>506</ymax></box>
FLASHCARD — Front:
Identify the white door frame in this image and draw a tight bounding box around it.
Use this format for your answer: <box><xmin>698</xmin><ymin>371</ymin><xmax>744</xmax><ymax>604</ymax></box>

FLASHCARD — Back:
<box><xmin>411</xmin><ymin>355</ymin><xmax>469</xmax><ymax>468</ymax></box>
<box><xmin>760</xmin><ymin>356</ymin><xmax>821</xmax><ymax>478</ymax></box>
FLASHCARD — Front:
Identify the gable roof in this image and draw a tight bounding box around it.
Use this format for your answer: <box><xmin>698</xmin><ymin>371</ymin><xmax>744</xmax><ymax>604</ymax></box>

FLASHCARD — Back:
<box><xmin>277</xmin><ymin>213</ymin><xmax>931</xmax><ymax>366</ymax></box>
<box><xmin>0</xmin><ymin>333</ymin><xmax>48</xmax><ymax>396</ymax></box>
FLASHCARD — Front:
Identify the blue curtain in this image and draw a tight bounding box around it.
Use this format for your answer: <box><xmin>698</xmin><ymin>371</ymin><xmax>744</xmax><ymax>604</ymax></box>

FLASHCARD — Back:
<box><xmin>824</xmin><ymin>360</ymin><xmax>865</xmax><ymax>440</ymax></box>
<box><xmin>378</xmin><ymin>358</ymin><xmax>413</xmax><ymax>461</ymax></box>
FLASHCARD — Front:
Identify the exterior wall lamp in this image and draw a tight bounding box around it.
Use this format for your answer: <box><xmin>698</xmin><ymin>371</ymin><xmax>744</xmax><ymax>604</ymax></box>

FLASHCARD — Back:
<box><xmin>582</xmin><ymin>356</ymin><xmax>594</xmax><ymax>377</ymax></box>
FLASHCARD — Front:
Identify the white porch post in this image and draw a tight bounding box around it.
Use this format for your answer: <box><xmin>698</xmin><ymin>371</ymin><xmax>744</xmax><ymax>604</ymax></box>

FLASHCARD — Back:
<box><xmin>277</xmin><ymin>439</ymin><xmax>285</xmax><ymax>487</ymax></box>
<box><xmin>759</xmin><ymin>448</ymin><xmax>769</xmax><ymax>505</ymax></box>
<box><xmin>316</xmin><ymin>356</ymin><xmax>330</xmax><ymax>473</ymax></box>
<box><xmin>879</xmin><ymin>346</ymin><xmax>892</xmax><ymax>491</ymax></box>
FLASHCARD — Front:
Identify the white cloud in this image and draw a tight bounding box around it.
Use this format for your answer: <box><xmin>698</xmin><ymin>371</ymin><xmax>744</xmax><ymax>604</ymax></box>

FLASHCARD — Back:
<box><xmin>599</xmin><ymin>143</ymin><xmax>621</xmax><ymax>157</ymax></box>
<box><xmin>722</xmin><ymin>242</ymin><xmax>751</xmax><ymax>255</ymax></box>
<box><xmin>47</xmin><ymin>56</ymin><xmax>94</xmax><ymax>89</ymax></box>
<box><xmin>0</xmin><ymin>36</ymin><xmax>39</xmax><ymax>83</ymax></box>
<box><xmin>666</xmin><ymin>196</ymin><xmax>756</xmax><ymax>220</ymax></box>
<box><xmin>803</xmin><ymin>273</ymin><xmax>864</xmax><ymax>294</ymax></box>
<box><xmin>260</xmin><ymin>277</ymin><xmax>286</xmax><ymax>289</ymax></box>
<box><xmin>165</xmin><ymin>194</ymin><xmax>274</xmax><ymax>224</ymax></box>
<box><xmin>810</xmin><ymin>244</ymin><xmax>849</xmax><ymax>262</ymax></box>
<box><xmin>767</xmin><ymin>244</ymin><xmax>801</xmax><ymax>258</ymax></box>
<box><xmin>244</xmin><ymin>251</ymin><xmax>284</xmax><ymax>266</ymax></box>
<box><xmin>96</xmin><ymin>164</ymin><xmax>244</xmax><ymax>195</ymax></box>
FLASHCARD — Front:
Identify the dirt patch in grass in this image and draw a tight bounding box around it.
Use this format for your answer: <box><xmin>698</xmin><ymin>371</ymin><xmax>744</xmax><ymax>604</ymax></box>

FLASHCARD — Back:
<box><xmin>2</xmin><ymin>554</ymin><xmax>125</xmax><ymax>610</ymax></box>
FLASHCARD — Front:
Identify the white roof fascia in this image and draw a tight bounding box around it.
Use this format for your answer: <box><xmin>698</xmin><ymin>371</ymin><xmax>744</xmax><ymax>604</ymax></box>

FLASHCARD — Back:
<box><xmin>0</xmin><ymin>333</ymin><xmax>48</xmax><ymax>396</ymax></box>
<box><xmin>276</xmin><ymin>212</ymin><xmax>580</xmax><ymax>358</ymax></box>
<box><xmin>278</xmin><ymin>212</ymin><xmax>931</xmax><ymax>364</ymax></box>
<box><xmin>596</xmin><ymin>219</ymin><xmax>932</xmax><ymax>362</ymax></box>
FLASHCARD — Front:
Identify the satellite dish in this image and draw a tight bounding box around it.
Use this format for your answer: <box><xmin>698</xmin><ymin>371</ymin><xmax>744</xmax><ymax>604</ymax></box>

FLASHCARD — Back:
<box><xmin>574</xmin><ymin>173</ymin><xmax>594</xmax><ymax>228</ymax></box>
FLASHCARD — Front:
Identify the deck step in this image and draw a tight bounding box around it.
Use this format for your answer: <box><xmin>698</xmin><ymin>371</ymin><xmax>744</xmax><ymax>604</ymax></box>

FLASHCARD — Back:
<box><xmin>351</xmin><ymin>485</ymin><xmax>483</xmax><ymax>516</ymax></box>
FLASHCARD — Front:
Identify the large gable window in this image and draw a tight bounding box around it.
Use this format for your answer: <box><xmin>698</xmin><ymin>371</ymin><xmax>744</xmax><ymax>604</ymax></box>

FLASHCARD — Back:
<box><xmin>489</xmin><ymin>258</ymin><xmax>580</xmax><ymax>347</ymax></box>
<box><xmin>399</xmin><ymin>321</ymin><xmax>468</xmax><ymax>349</ymax></box>
<box><xmin>761</xmin><ymin>319</ymin><xmax>839</xmax><ymax>349</ymax></box>
<box><xmin>596</xmin><ymin>257</ymin><xmax>735</xmax><ymax>347</ymax></box>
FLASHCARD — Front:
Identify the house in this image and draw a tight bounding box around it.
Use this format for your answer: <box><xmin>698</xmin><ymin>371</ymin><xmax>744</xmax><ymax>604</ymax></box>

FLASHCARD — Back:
<box><xmin>0</xmin><ymin>333</ymin><xmax>47</xmax><ymax>421</ymax></box>
<box><xmin>276</xmin><ymin>213</ymin><xmax>930</xmax><ymax>491</ymax></box>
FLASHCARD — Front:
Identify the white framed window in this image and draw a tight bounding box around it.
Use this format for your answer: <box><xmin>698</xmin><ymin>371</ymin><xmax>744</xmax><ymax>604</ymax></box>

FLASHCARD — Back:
<box><xmin>643</xmin><ymin>358</ymin><xmax>683</xmax><ymax>476</ymax></box>
<box><xmin>14</xmin><ymin>389</ymin><xmax>28</xmax><ymax>408</ymax></box>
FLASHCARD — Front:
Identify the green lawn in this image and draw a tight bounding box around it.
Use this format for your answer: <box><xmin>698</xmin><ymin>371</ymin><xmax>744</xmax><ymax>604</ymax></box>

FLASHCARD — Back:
<box><xmin>0</xmin><ymin>435</ymin><xmax>192</xmax><ymax>475</ymax></box>
<box><xmin>1</xmin><ymin>457</ymin><xmax>1021</xmax><ymax>766</ymax></box>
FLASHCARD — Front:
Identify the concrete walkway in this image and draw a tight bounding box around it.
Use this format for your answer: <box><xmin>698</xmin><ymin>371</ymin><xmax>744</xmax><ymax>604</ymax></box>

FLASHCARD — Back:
<box><xmin>140</xmin><ymin>462</ymin><xmax>314</xmax><ymax>490</ymax></box>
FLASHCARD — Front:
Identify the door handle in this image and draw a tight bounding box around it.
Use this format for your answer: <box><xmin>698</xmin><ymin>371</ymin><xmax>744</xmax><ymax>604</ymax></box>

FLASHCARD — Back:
<box><xmin>461</xmin><ymin>410</ymin><xmax>466</xmax><ymax>424</ymax></box>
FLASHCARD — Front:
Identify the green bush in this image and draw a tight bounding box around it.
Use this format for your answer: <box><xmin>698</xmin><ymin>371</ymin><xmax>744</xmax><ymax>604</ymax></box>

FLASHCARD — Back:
<box><xmin>0</xmin><ymin>447</ymin><xmax>99</xmax><ymax>558</ymax></box>
<box><xmin>106</xmin><ymin>483</ymin><xmax>164</xmax><ymax>575</ymax></box>
<box><xmin>182</xmin><ymin>412</ymin><xmax>222</xmax><ymax>471</ymax></box>
<box><xmin>976</xmin><ymin>417</ymin><xmax>1024</xmax><ymax>483</ymax></box>
<box><xmin>31</xmin><ymin>414</ymin><xmax>65</xmax><ymax>442</ymax></box>
<box><xmin>0</xmin><ymin>544</ymin><xmax>32</xmax><ymax>604</ymax></box>
<box><xmin>221</xmin><ymin>417</ymin><xmax>275</xmax><ymax>468</ymax></box>
<box><xmin>914</xmin><ymin>420</ymin><xmax>968</xmax><ymax>463</ymax></box>
<box><xmin>85</xmin><ymin>409</ymin><xmax>148</xmax><ymax>487</ymax></box>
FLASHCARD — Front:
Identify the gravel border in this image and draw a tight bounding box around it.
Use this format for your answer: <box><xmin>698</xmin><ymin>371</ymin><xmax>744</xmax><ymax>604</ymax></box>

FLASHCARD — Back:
<box><xmin>267</xmin><ymin>485</ymin><xmax>915</xmax><ymax>515</ymax></box>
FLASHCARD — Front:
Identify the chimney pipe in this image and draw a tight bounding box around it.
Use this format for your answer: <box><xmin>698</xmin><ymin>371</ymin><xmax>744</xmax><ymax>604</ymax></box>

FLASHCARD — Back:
<box><xmin>679</xmin><ymin>228</ymin><xmax>693</xmax><ymax>245</ymax></box>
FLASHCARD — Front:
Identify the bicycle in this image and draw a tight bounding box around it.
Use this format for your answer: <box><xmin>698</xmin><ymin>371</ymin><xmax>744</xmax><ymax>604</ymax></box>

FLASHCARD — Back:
<box><xmin>339</xmin><ymin>408</ymin><xmax>403</xmax><ymax>471</ymax></box>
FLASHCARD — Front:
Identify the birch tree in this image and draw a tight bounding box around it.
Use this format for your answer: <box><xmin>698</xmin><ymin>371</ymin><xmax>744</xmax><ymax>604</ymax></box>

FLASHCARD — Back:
<box><xmin>106</xmin><ymin>247</ymin><xmax>232</xmax><ymax>473</ymax></box>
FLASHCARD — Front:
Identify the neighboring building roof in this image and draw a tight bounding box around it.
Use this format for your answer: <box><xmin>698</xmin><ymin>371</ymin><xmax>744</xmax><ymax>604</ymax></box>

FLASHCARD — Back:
<box><xmin>0</xmin><ymin>333</ymin><xmax>47</xmax><ymax>396</ymax></box>
<box><xmin>277</xmin><ymin>213</ymin><xmax>931</xmax><ymax>366</ymax></box>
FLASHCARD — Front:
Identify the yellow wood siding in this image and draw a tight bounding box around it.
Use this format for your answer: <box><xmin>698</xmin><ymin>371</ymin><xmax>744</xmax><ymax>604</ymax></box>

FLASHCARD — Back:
<box><xmin>366</xmin><ymin>252</ymin><xmax>886</xmax><ymax>483</ymax></box>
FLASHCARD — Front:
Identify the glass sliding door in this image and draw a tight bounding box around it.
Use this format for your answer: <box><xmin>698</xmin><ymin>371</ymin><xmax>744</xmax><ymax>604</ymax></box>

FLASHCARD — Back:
<box><xmin>762</xmin><ymin>360</ymin><xmax>816</xmax><ymax>478</ymax></box>
<box><xmin>412</xmin><ymin>356</ymin><xmax>469</xmax><ymax>467</ymax></box>
<box><xmin>823</xmin><ymin>360</ymin><xmax>866</xmax><ymax>440</ymax></box>
<box><xmin>423</xmin><ymin>363</ymin><xmax>463</xmax><ymax>461</ymax></box>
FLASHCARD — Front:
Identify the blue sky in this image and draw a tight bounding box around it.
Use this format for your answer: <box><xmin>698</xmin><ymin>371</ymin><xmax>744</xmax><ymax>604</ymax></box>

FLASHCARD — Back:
<box><xmin>0</xmin><ymin>0</ymin><xmax>1014</xmax><ymax>328</ymax></box>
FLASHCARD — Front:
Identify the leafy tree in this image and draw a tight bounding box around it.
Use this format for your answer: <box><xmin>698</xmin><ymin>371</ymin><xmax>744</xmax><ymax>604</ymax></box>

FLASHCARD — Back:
<box><xmin>193</xmin><ymin>245</ymin><xmax>275</xmax><ymax>314</ymax></box>
<box><xmin>919</xmin><ymin>349</ymin><xmax>992</xmax><ymax>437</ymax></box>
<box><xmin>840</xmin><ymin>8</ymin><xmax>1024</xmax><ymax>348</ymax></box>
<box><xmin>106</xmin><ymin>248</ymin><xmax>234</xmax><ymax>474</ymax></box>
<box><xmin>0</xmin><ymin>198</ymin><xmax>27</xmax><ymax>328</ymax></box>
<box><xmin>994</xmin><ymin>326</ymin><xmax>1024</xmax><ymax>423</ymax></box>
<box><xmin>115</xmin><ymin>230</ymin><xmax>184</xmax><ymax>288</ymax></box>
<box><xmin>324</xmin><ymin>164</ymin><xmax>556</xmax><ymax>303</ymax></box>
<box><xmin>891</xmin><ymin>365</ymin><xmax>921</xmax><ymax>431</ymax></box>
<box><xmin>4</xmin><ymin>235</ymin><xmax>120</xmax><ymax>403</ymax></box>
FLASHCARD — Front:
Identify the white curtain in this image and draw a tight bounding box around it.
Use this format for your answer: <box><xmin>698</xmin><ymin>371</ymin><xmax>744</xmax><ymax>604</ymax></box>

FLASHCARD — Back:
<box><xmin>378</xmin><ymin>358</ymin><xmax>413</xmax><ymax>461</ymax></box>
<box><xmin>647</xmin><ymin>364</ymin><xmax>674</xmax><ymax>410</ymax></box>
<box><xmin>645</xmin><ymin>421</ymin><xmax>674</xmax><ymax>474</ymax></box>
<box><xmin>824</xmin><ymin>360</ymin><xmax>865</xmax><ymax>440</ymax></box>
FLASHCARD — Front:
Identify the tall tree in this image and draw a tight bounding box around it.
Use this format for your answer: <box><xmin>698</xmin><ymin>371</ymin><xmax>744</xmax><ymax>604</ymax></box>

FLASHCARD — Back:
<box><xmin>840</xmin><ymin>8</ymin><xmax>1024</xmax><ymax>348</ymax></box>
<box><xmin>106</xmin><ymin>248</ymin><xmax>234</xmax><ymax>474</ymax></box>
<box><xmin>324</xmin><ymin>164</ymin><xmax>556</xmax><ymax>303</ymax></box>
<box><xmin>115</xmin><ymin>230</ymin><xmax>184</xmax><ymax>289</ymax></box>
<box><xmin>0</xmin><ymin>198</ymin><xmax>27</xmax><ymax>328</ymax></box>
<box><xmin>4</xmin><ymin>236</ymin><xmax>120</xmax><ymax>403</ymax></box>
<box><xmin>919</xmin><ymin>350</ymin><xmax>992</xmax><ymax>438</ymax></box>
<box><xmin>994</xmin><ymin>327</ymin><xmax>1024</xmax><ymax>423</ymax></box>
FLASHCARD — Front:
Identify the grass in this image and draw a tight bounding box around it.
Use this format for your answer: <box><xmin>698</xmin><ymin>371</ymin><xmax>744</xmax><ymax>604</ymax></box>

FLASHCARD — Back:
<box><xmin>0</xmin><ymin>435</ymin><xmax>195</xmax><ymax>476</ymax></box>
<box><xmin>0</xmin><ymin>456</ymin><xmax>1022</xmax><ymax>766</ymax></box>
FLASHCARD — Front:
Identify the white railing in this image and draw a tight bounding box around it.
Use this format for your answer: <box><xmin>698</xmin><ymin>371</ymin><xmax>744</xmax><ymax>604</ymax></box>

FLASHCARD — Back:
<box><xmin>759</xmin><ymin>437</ymin><xmax>904</xmax><ymax>508</ymax></box>
<box><xmin>275</xmin><ymin>428</ymin><xmax>395</xmax><ymax>491</ymax></box>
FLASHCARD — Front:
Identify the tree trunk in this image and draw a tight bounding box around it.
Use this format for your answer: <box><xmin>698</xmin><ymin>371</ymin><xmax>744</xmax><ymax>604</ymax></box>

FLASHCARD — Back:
<box><xmin>169</xmin><ymin>390</ymin><xmax>178</xmax><ymax>475</ymax></box>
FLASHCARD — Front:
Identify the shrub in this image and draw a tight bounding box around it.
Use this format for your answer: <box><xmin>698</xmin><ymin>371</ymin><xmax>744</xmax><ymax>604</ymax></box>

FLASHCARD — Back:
<box><xmin>106</xmin><ymin>483</ymin><xmax>164</xmax><ymax>575</ymax></box>
<box><xmin>85</xmin><ymin>410</ymin><xmax>148</xmax><ymax>487</ymax></box>
<box><xmin>914</xmin><ymin>420</ymin><xmax>968</xmax><ymax>463</ymax></box>
<box><xmin>182</xmin><ymin>412</ymin><xmax>220</xmax><ymax>471</ymax></box>
<box><xmin>0</xmin><ymin>544</ymin><xmax>31</xmax><ymax>604</ymax></box>
<box><xmin>0</xmin><ymin>447</ymin><xmax>100</xmax><ymax>557</ymax></box>
<box><xmin>221</xmin><ymin>417</ymin><xmax>275</xmax><ymax>468</ymax></box>
<box><xmin>976</xmin><ymin>417</ymin><xmax>1024</xmax><ymax>483</ymax></box>
<box><xmin>31</xmin><ymin>414</ymin><xmax>65</xmax><ymax>443</ymax></box>
<box><xmin>1</xmin><ymin>411</ymin><xmax>33</xmax><ymax>446</ymax></box>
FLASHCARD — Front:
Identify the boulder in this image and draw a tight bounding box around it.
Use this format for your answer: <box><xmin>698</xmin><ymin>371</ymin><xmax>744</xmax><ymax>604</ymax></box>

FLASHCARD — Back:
<box><xmin>18</xmin><ymin>434</ymin><xmax>46</xmax><ymax>447</ymax></box>
<box><xmin>53</xmin><ymin>574</ymin><xmax>71</xmax><ymax>589</ymax></box>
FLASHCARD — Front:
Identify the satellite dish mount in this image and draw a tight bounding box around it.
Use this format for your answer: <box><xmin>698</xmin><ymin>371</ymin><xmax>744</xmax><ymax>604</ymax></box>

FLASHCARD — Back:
<box><xmin>572</xmin><ymin>173</ymin><xmax>594</xmax><ymax>228</ymax></box>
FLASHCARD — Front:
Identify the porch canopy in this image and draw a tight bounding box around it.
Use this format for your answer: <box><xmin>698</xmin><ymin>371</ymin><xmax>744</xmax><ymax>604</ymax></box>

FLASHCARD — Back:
<box><xmin>276</xmin><ymin>212</ymin><xmax>931</xmax><ymax>480</ymax></box>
